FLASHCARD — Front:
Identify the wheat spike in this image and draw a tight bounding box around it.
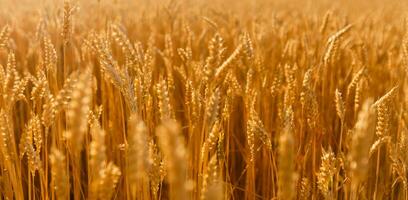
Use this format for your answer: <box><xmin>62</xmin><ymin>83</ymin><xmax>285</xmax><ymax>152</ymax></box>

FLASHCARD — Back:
<box><xmin>201</xmin><ymin>155</ymin><xmax>223</xmax><ymax>200</ymax></box>
<box><xmin>0</xmin><ymin>25</ymin><xmax>10</xmax><ymax>49</ymax></box>
<box><xmin>65</xmin><ymin>71</ymin><xmax>92</xmax><ymax>155</ymax></box>
<box><xmin>369</xmin><ymin>136</ymin><xmax>391</xmax><ymax>158</ymax></box>
<box><xmin>317</xmin><ymin>148</ymin><xmax>337</xmax><ymax>198</ymax></box>
<box><xmin>335</xmin><ymin>89</ymin><xmax>345</xmax><ymax>120</ymax></box>
<box><xmin>214</xmin><ymin>44</ymin><xmax>243</xmax><ymax>81</ymax></box>
<box><xmin>156</xmin><ymin>120</ymin><xmax>190</xmax><ymax>200</ymax></box>
<box><xmin>299</xmin><ymin>177</ymin><xmax>311</xmax><ymax>200</ymax></box>
<box><xmin>323</xmin><ymin>24</ymin><xmax>353</xmax><ymax>65</ymax></box>
<box><xmin>50</xmin><ymin>148</ymin><xmax>70</xmax><ymax>200</ymax></box>
<box><xmin>61</xmin><ymin>0</ymin><xmax>74</xmax><ymax>45</ymax></box>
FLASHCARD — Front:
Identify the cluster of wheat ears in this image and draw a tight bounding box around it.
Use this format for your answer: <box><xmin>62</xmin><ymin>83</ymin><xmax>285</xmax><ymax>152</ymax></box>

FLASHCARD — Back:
<box><xmin>1</xmin><ymin>0</ymin><xmax>408</xmax><ymax>199</ymax></box>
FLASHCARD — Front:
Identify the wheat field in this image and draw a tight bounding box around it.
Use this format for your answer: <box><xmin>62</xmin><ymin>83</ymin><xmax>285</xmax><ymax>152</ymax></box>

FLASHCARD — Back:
<box><xmin>0</xmin><ymin>0</ymin><xmax>408</xmax><ymax>199</ymax></box>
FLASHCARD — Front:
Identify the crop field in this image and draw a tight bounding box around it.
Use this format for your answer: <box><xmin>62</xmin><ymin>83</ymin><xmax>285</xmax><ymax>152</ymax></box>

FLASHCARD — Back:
<box><xmin>0</xmin><ymin>0</ymin><xmax>407</xmax><ymax>199</ymax></box>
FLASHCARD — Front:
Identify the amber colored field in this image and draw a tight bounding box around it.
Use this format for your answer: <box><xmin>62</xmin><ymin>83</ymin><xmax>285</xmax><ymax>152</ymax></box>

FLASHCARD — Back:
<box><xmin>0</xmin><ymin>0</ymin><xmax>408</xmax><ymax>199</ymax></box>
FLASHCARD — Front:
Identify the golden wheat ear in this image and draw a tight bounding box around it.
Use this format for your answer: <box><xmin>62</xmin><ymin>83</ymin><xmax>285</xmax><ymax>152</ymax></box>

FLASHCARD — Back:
<box><xmin>156</xmin><ymin>120</ymin><xmax>190</xmax><ymax>200</ymax></box>
<box><xmin>49</xmin><ymin>147</ymin><xmax>70</xmax><ymax>200</ymax></box>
